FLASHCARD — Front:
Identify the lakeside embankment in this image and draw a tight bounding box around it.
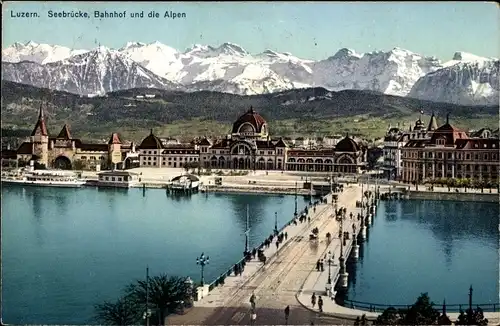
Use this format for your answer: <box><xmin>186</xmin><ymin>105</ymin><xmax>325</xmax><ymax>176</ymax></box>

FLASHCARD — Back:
<box><xmin>81</xmin><ymin>168</ymin><xmax>499</xmax><ymax>201</ymax></box>
<box><xmin>408</xmin><ymin>190</ymin><xmax>498</xmax><ymax>202</ymax></box>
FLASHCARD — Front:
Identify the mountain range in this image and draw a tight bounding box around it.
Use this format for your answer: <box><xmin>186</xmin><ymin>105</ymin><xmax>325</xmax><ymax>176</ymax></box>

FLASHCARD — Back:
<box><xmin>2</xmin><ymin>41</ymin><xmax>499</xmax><ymax>105</ymax></box>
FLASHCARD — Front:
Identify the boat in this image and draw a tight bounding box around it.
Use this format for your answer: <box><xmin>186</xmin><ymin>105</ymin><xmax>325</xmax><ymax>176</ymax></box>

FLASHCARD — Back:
<box><xmin>166</xmin><ymin>174</ymin><xmax>200</xmax><ymax>194</ymax></box>
<box><xmin>96</xmin><ymin>170</ymin><xmax>140</xmax><ymax>188</ymax></box>
<box><xmin>1</xmin><ymin>168</ymin><xmax>85</xmax><ymax>188</ymax></box>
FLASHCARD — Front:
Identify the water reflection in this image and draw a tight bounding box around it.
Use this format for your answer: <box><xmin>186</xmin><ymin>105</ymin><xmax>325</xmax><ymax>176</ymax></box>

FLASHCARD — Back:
<box><xmin>346</xmin><ymin>199</ymin><xmax>498</xmax><ymax>306</ymax></box>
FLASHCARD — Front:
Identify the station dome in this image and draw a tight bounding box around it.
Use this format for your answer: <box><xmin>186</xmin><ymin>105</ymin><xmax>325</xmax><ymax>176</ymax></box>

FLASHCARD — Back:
<box><xmin>139</xmin><ymin>129</ymin><xmax>163</xmax><ymax>149</ymax></box>
<box><xmin>232</xmin><ymin>107</ymin><xmax>268</xmax><ymax>135</ymax></box>
<box><xmin>336</xmin><ymin>135</ymin><xmax>360</xmax><ymax>152</ymax></box>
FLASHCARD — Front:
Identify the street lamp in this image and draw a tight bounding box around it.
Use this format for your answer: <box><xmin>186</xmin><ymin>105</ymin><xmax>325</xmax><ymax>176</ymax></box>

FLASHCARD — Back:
<box><xmin>196</xmin><ymin>253</ymin><xmax>209</xmax><ymax>286</ymax></box>
<box><xmin>274</xmin><ymin>212</ymin><xmax>278</xmax><ymax>235</ymax></box>
<box><xmin>325</xmin><ymin>251</ymin><xmax>333</xmax><ymax>284</ymax></box>
<box><xmin>339</xmin><ymin>211</ymin><xmax>345</xmax><ymax>275</ymax></box>
<box><xmin>144</xmin><ymin>266</ymin><xmax>151</xmax><ymax>326</ymax></box>
<box><xmin>244</xmin><ymin>205</ymin><xmax>250</xmax><ymax>256</ymax></box>
<box><xmin>294</xmin><ymin>182</ymin><xmax>298</xmax><ymax>217</ymax></box>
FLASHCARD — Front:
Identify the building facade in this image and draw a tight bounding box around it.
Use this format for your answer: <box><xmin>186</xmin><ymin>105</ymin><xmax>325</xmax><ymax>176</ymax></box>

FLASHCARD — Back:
<box><xmin>14</xmin><ymin>105</ymin><xmax>137</xmax><ymax>170</ymax></box>
<box><xmin>381</xmin><ymin>113</ymin><xmax>438</xmax><ymax>180</ymax></box>
<box><xmin>138</xmin><ymin>107</ymin><xmax>366</xmax><ymax>173</ymax></box>
<box><xmin>401</xmin><ymin>115</ymin><xmax>499</xmax><ymax>184</ymax></box>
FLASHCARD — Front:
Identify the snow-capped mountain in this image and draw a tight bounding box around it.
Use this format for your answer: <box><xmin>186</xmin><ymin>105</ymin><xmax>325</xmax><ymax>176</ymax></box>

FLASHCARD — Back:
<box><xmin>2</xmin><ymin>41</ymin><xmax>88</xmax><ymax>64</ymax></box>
<box><xmin>2</xmin><ymin>41</ymin><xmax>498</xmax><ymax>105</ymax></box>
<box><xmin>409</xmin><ymin>59</ymin><xmax>499</xmax><ymax>106</ymax></box>
<box><xmin>2</xmin><ymin>46</ymin><xmax>180</xmax><ymax>95</ymax></box>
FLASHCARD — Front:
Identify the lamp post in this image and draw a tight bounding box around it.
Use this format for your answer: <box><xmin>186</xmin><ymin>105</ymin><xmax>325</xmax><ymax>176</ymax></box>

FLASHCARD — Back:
<box><xmin>244</xmin><ymin>204</ymin><xmax>250</xmax><ymax>255</ymax></box>
<box><xmin>143</xmin><ymin>266</ymin><xmax>151</xmax><ymax>326</ymax></box>
<box><xmin>339</xmin><ymin>211</ymin><xmax>345</xmax><ymax>275</ymax></box>
<box><xmin>309</xmin><ymin>180</ymin><xmax>313</xmax><ymax>205</ymax></box>
<box><xmin>294</xmin><ymin>182</ymin><xmax>298</xmax><ymax>217</ymax></box>
<box><xmin>326</xmin><ymin>251</ymin><xmax>333</xmax><ymax>284</ymax></box>
<box><xmin>274</xmin><ymin>212</ymin><xmax>278</xmax><ymax>235</ymax></box>
<box><xmin>196</xmin><ymin>253</ymin><xmax>209</xmax><ymax>286</ymax></box>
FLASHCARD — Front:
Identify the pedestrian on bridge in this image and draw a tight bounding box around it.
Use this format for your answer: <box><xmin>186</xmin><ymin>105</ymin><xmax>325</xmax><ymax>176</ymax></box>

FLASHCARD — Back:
<box><xmin>285</xmin><ymin>232</ymin><xmax>288</xmax><ymax>240</ymax></box>
<box><xmin>276</xmin><ymin>241</ymin><xmax>280</xmax><ymax>250</ymax></box>
<box><xmin>318</xmin><ymin>296</ymin><xmax>324</xmax><ymax>312</ymax></box>
<box><xmin>311</xmin><ymin>293</ymin><xmax>316</xmax><ymax>308</ymax></box>
<box><xmin>284</xmin><ymin>305</ymin><xmax>290</xmax><ymax>325</ymax></box>
<box><xmin>250</xmin><ymin>292</ymin><xmax>256</xmax><ymax>310</ymax></box>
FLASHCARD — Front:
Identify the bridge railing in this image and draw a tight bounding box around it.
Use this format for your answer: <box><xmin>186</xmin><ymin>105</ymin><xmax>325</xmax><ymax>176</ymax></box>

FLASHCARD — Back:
<box><xmin>340</xmin><ymin>299</ymin><xmax>499</xmax><ymax>313</ymax></box>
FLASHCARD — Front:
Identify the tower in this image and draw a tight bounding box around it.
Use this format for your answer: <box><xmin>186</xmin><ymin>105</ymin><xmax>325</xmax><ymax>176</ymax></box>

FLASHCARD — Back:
<box><xmin>108</xmin><ymin>133</ymin><xmax>122</xmax><ymax>169</ymax></box>
<box><xmin>31</xmin><ymin>104</ymin><xmax>49</xmax><ymax>166</ymax></box>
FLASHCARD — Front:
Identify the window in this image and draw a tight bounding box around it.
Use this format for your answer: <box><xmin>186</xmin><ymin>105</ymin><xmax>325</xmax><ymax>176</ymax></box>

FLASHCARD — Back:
<box><xmin>112</xmin><ymin>177</ymin><xmax>115</xmax><ymax>181</ymax></box>
<box><xmin>447</xmin><ymin>153</ymin><xmax>452</xmax><ymax>159</ymax></box>
<box><xmin>148</xmin><ymin>151</ymin><xmax>151</xmax><ymax>154</ymax></box>
<box><xmin>81</xmin><ymin>156</ymin><xmax>87</xmax><ymax>160</ymax></box>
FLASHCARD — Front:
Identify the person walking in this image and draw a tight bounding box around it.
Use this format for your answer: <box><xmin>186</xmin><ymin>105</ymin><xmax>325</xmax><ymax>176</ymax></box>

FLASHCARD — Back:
<box><xmin>250</xmin><ymin>292</ymin><xmax>256</xmax><ymax>310</ymax></box>
<box><xmin>316</xmin><ymin>259</ymin><xmax>320</xmax><ymax>271</ymax></box>
<box><xmin>311</xmin><ymin>293</ymin><xmax>316</xmax><ymax>308</ymax></box>
<box><xmin>284</xmin><ymin>305</ymin><xmax>290</xmax><ymax>325</ymax></box>
<box><xmin>318</xmin><ymin>296</ymin><xmax>324</xmax><ymax>312</ymax></box>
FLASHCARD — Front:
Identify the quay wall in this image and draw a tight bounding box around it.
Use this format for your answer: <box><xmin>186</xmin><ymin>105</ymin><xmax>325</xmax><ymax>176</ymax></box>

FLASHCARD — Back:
<box><xmin>204</xmin><ymin>186</ymin><xmax>312</xmax><ymax>196</ymax></box>
<box><xmin>408</xmin><ymin>191</ymin><xmax>498</xmax><ymax>203</ymax></box>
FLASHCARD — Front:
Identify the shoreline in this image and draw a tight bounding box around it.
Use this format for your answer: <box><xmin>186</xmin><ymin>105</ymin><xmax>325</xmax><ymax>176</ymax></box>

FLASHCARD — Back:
<box><xmin>84</xmin><ymin>178</ymin><xmax>499</xmax><ymax>201</ymax></box>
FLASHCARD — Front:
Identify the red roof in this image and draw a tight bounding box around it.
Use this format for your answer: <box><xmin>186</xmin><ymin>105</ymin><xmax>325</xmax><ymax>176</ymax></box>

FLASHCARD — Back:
<box><xmin>57</xmin><ymin>124</ymin><xmax>72</xmax><ymax>139</ymax></box>
<box><xmin>31</xmin><ymin>105</ymin><xmax>48</xmax><ymax>137</ymax></box>
<box><xmin>108</xmin><ymin>133</ymin><xmax>121</xmax><ymax>145</ymax></box>
<box><xmin>17</xmin><ymin>142</ymin><xmax>33</xmax><ymax>154</ymax></box>
<box><xmin>231</xmin><ymin>107</ymin><xmax>267</xmax><ymax>134</ymax></box>
<box><xmin>429</xmin><ymin>122</ymin><xmax>468</xmax><ymax>146</ymax></box>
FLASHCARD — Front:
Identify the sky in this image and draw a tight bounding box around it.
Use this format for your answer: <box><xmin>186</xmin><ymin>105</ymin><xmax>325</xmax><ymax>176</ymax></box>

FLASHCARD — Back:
<box><xmin>2</xmin><ymin>1</ymin><xmax>499</xmax><ymax>61</ymax></box>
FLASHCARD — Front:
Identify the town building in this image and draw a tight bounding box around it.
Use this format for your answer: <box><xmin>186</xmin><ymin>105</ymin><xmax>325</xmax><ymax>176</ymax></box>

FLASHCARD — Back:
<box><xmin>11</xmin><ymin>105</ymin><xmax>137</xmax><ymax>170</ymax></box>
<box><xmin>138</xmin><ymin>107</ymin><xmax>367</xmax><ymax>173</ymax></box>
<box><xmin>401</xmin><ymin>114</ymin><xmax>499</xmax><ymax>184</ymax></box>
<box><xmin>381</xmin><ymin>113</ymin><xmax>438</xmax><ymax>180</ymax></box>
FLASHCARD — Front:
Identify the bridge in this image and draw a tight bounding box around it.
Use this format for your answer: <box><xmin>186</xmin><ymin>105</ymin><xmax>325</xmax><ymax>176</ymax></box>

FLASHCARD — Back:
<box><xmin>167</xmin><ymin>183</ymin><xmax>499</xmax><ymax>325</ymax></box>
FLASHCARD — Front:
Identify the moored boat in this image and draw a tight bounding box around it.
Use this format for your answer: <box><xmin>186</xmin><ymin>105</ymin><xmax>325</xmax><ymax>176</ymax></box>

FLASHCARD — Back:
<box><xmin>1</xmin><ymin>168</ymin><xmax>85</xmax><ymax>188</ymax></box>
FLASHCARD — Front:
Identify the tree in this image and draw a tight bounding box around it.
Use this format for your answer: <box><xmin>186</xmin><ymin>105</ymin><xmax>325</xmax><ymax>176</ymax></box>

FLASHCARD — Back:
<box><xmin>374</xmin><ymin>307</ymin><xmax>403</xmax><ymax>325</ymax></box>
<box><xmin>375</xmin><ymin>293</ymin><xmax>447</xmax><ymax>325</ymax></box>
<box><xmin>125</xmin><ymin>273</ymin><xmax>191</xmax><ymax>326</ymax></box>
<box><xmin>401</xmin><ymin>293</ymin><xmax>440</xmax><ymax>325</ymax></box>
<box><xmin>94</xmin><ymin>295</ymin><xmax>141</xmax><ymax>325</ymax></box>
<box><xmin>455</xmin><ymin>307</ymin><xmax>488</xmax><ymax>325</ymax></box>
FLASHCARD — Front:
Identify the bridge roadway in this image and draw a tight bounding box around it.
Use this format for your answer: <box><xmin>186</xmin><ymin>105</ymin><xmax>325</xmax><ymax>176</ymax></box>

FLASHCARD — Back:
<box><xmin>169</xmin><ymin>185</ymin><xmax>363</xmax><ymax>325</ymax></box>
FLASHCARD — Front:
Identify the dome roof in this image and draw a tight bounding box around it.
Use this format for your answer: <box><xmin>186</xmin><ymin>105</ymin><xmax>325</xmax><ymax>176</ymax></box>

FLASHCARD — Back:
<box><xmin>336</xmin><ymin>135</ymin><xmax>360</xmax><ymax>152</ymax></box>
<box><xmin>232</xmin><ymin>107</ymin><xmax>267</xmax><ymax>134</ymax></box>
<box><xmin>139</xmin><ymin>129</ymin><xmax>163</xmax><ymax>149</ymax></box>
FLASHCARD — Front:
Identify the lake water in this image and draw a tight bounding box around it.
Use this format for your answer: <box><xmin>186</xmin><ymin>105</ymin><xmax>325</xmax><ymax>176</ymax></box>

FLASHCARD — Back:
<box><xmin>1</xmin><ymin>186</ymin><xmax>309</xmax><ymax>324</ymax></box>
<box><xmin>344</xmin><ymin>199</ymin><xmax>499</xmax><ymax>309</ymax></box>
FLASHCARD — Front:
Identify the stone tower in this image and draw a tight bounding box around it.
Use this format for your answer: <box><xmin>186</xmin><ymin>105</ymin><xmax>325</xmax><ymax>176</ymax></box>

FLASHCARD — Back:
<box><xmin>108</xmin><ymin>133</ymin><xmax>122</xmax><ymax>169</ymax></box>
<box><xmin>31</xmin><ymin>104</ymin><xmax>49</xmax><ymax>167</ymax></box>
